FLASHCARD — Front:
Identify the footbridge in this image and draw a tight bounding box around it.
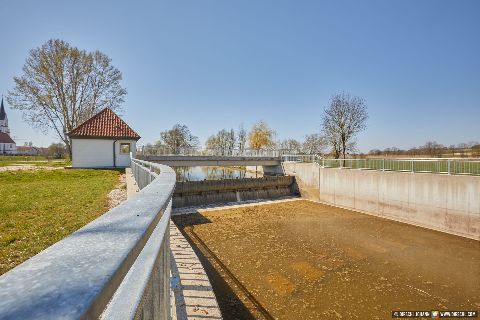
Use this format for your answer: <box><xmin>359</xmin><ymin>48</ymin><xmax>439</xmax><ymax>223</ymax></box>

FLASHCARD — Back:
<box><xmin>137</xmin><ymin>155</ymin><xmax>281</xmax><ymax>167</ymax></box>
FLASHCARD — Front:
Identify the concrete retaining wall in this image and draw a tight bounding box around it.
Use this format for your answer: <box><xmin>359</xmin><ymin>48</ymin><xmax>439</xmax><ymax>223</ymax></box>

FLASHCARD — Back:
<box><xmin>173</xmin><ymin>176</ymin><xmax>298</xmax><ymax>208</ymax></box>
<box><xmin>283</xmin><ymin>162</ymin><xmax>480</xmax><ymax>240</ymax></box>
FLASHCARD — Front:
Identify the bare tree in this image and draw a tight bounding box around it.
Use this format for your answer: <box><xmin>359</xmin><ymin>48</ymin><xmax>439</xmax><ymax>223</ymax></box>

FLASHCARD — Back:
<box><xmin>7</xmin><ymin>39</ymin><xmax>127</xmax><ymax>157</ymax></box>
<box><xmin>237</xmin><ymin>125</ymin><xmax>247</xmax><ymax>152</ymax></box>
<box><xmin>322</xmin><ymin>93</ymin><xmax>368</xmax><ymax>159</ymax></box>
<box><xmin>248</xmin><ymin>121</ymin><xmax>276</xmax><ymax>150</ymax></box>
<box><xmin>422</xmin><ymin>141</ymin><xmax>444</xmax><ymax>157</ymax></box>
<box><xmin>205</xmin><ymin>129</ymin><xmax>236</xmax><ymax>155</ymax></box>
<box><xmin>302</xmin><ymin>133</ymin><xmax>327</xmax><ymax>155</ymax></box>
<box><xmin>159</xmin><ymin>124</ymin><xmax>199</xmax><ymax>154</ymax></box>
<box><xmin>278</xmin><ymin>139</ymin><xmax>302</xmax><ymax>153</ymax></box>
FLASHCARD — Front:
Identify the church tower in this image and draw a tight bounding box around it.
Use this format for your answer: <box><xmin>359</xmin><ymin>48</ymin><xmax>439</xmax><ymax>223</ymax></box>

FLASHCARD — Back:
<box><xmin>0</xmin><ymin>97</ymin><xmax>16</xmax><ymax>154</ymax></box>
<box><xmin>0</xmin><ymin>97</ymin><xmax>10</xmax><ymax>135</ymax></box>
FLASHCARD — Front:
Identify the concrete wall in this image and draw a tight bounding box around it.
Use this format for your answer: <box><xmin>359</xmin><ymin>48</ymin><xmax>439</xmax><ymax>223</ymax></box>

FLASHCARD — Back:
<box><xmin>72</xmin><ymin>138</ymin><xmax>137</xmax><ymax>168</ymax></box>
<box><xmin>283</xmin><ymin>162</ymin><xmax>480</xmax><ymax>240</ymax></box>
<box><xmin>173</xmin><ymin>176</ymin><xmax>298</xmax><ymax>208</ymax></box>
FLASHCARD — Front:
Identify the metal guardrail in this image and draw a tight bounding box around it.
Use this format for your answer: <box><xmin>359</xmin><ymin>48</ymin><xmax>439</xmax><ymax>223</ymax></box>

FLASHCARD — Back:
<box><xmin>139</xmin><ymin>146</ymin><xmax>292</xmax><ymax>158</ymax></box>
<box><xmin>282</xmin><ymin>155</ymin><xmax>480</xmax><ymax>175</ymax></box>
<box><xmin>0</xmin><ymin>159</ymin><xmax>176</xmax><ymax>320</ymax></box>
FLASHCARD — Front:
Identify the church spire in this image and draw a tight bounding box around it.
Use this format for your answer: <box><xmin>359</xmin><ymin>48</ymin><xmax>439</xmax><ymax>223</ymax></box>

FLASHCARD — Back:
<box><xmin>0</xmin><ymin>97</ymin><xmax>6</xmax><ymax>121</ymax></box>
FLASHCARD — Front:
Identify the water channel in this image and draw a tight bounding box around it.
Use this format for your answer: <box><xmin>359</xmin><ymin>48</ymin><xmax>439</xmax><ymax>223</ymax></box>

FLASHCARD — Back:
<box><xmin>173</xmin><ymin>166</ymin><xmax>264</xmax><ymax>182</ymax></box>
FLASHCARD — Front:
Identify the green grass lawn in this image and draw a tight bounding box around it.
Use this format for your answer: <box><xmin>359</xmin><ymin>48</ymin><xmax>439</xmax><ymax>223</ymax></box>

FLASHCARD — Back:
<box><xmin>0</xmin><ymin>169</ymin><xmax>120</xmax><ymax>275</ymax></box>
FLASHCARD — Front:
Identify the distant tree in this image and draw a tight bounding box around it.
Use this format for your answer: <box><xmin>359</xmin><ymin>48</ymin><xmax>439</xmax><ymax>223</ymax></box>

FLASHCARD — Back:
<box><xmin>368</xmin><ymin>149</ymin><xmax>382</xmax><ymax>156</ymax></box>
<box><xmin>159</xmin><ymin>124</ymin><xmax>199</xmax><ymax>154</ymax></box>
<box><xmin>46</xmin><ymin>142</ymin><xmax>67</xmax><ymax>159</ymax></box>
<box><xmin>205</xmin><ymin>129</ymin><xmax>236</xmax><ymax>155</ymax></box>
<box><xmin>422</xmin><ymin>141</ymin><xmax>444</xmax><ymax>157</ymax></box>
<box><xmin>302</xmin><ymin>134</ymin><xmax>327</xmax><ymax>155</ymax></box>
<box><xmin>237</xmin><ymin>125</ymin><xmax>247</xmax><ymax>152</ymax></box>
<box><xmin>279</xmin><ymin>139</ymin><xmax>302</xmax><ymax>153</ymax></box>
<box><xmin>322</xmin><ymin>93</ymin><xmax>368</xmax><ymax>159</ymax></box>
<box><xmin>248</xmin><ymin>121</ymin><xmax>276</xmax><ymax>150</ymax></box>
<box><xmin>7</xmin><ymin>39</ymin><xmax>127</xmax><ymax>157</ymax></box>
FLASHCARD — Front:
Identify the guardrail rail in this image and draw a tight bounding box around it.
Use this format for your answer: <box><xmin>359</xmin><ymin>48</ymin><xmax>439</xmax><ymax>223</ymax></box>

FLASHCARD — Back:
<box><xmin>0</xmin><ymin>159</ymin><xmax>176</xmax><ymax>320</ymax></box>
<box><xmin>282</xmin><ymin>155</ymin><xmax>480</xmax><ymax>175</ymax></box>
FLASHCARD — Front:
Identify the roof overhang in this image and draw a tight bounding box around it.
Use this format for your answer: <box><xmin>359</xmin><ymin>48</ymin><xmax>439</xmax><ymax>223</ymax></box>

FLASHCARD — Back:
<box><xmin>69</xmin><ymin>135</ymin><xmax>141</xmax><ymax>141</ymax></box>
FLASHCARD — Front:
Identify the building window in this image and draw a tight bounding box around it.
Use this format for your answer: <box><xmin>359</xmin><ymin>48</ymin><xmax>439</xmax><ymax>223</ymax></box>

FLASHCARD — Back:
<box><xmin>120</xmin><ymin>143</ymin><xmax>131</xmax><ymax>154</ymax></box>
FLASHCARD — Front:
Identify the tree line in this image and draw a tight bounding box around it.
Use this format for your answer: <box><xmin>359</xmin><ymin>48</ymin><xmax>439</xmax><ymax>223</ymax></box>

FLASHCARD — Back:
<box><xmin>367</xmin><ymin>141</ymin><xmax>480</xmax><ymax>158</ymax></box>
<box><xmin>145</xmin><ymin>92</ymin><xmax>368</xmax><ymax>158</ymax></box>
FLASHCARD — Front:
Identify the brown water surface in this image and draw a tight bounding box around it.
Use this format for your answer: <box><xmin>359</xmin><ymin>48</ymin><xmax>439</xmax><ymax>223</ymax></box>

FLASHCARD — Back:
<box><xmin>173</xmin><ymin>200</ymin><xmax>480</xmax><ymax>319</ymax></box>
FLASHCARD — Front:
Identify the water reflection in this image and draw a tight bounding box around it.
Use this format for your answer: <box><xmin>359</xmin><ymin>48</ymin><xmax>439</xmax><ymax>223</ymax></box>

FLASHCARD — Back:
<box><xmin>174</xmin><ymin>166</ymin><xmax>263</xmax><ymax>182</ymax></box>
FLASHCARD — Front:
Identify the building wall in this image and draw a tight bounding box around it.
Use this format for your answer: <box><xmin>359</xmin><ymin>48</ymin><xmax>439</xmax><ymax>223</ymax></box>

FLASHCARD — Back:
<box><xmin>71</xmin><ymin>138</ymin><xmax>137</xmax><ymax>168</ymax></box>
<box><xmin>283</xmin><ymin>162</ymin><xmax>480</xmax><ymax>240</ymax></box>
<box><xmin>0</xmin><ymin>142</ymin><xmax>16</xmax><ymax>155</ymax></box>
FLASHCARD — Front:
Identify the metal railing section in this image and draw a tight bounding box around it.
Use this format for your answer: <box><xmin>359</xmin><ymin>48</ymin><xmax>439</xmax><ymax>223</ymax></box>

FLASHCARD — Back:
<box><xmin>139</xmin><ymin>146</ymin><xmax>293</xmax><ymax>158</ymax></box>
<box><xmin>0</xmin><ymin>159</ymin><xmax>176</xmax><ymax>320</ymax></box>
<box><xmin>282</xmin><ymin>155</ymin><xmax>480</xmax><ymax>175</ymax></box>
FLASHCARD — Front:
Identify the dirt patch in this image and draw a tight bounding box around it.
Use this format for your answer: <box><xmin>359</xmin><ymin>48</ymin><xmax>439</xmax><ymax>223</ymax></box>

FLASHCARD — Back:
<box><xmin>173</xmin><ymin>200</ymin><xmax>480</xmax><ymax>319</ymax></box>
<box><xmin>0</xmin><ymin>165</ymin><xmax>63</xmax><ymax>172</ymax></box>
<box><xmin>107</xmin><ymin>173</ymin><xmax>127</xmax><ymax>209</ymax></box>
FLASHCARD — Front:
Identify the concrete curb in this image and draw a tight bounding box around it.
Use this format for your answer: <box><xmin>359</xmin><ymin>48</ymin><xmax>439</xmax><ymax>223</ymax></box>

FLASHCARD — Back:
<box><xmin>170</xmin><ymin>222</ymin><xmax>222</xmax><ymax>320</ymax></box>
<box><xmin>125</xmin><ymin>167</ymin><xmax>139</xmax><ymax>199</ymax></box>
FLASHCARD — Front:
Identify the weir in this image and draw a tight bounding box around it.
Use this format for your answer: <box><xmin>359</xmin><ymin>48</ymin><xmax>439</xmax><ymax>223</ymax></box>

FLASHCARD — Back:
<box><xmin>173</xmin><ymin>176</ymin><xmax>298</xmax><ymax>208</ymax></box>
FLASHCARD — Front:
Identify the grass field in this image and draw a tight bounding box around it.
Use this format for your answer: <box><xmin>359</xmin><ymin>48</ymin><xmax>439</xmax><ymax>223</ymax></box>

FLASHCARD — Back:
<box><xmin>0</xmin><ymin>169</ymin><xmax>120</xmax><ymax>275</ymax></box>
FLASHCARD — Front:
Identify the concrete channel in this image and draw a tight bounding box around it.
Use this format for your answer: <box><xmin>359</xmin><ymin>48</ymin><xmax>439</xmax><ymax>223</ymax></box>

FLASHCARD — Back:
<box><xmin>131</xmin><ymin>163</ymin><xmax>480</xmax><ymax>319</ymax></box>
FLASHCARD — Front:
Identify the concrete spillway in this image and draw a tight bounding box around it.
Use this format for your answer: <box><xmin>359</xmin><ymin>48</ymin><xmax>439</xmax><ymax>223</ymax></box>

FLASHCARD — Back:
<box><xmin>173</xmin><ymin>176</ymin><xmax>299</xmax><ymax>208</ymax></box>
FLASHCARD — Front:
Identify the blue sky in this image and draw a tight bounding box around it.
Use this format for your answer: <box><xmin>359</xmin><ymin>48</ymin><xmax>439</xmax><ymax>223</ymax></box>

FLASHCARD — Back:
<box><xmin>0</xmin><ymin>0</ymin><xmax>479</xmax><ymax>152</ymax></box>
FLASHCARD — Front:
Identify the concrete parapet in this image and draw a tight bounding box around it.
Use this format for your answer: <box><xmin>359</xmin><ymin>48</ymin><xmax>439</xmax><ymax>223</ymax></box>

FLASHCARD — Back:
<box><xmin>283</xmin><ymin>162</ymin><xmax>480</xmax><ymax>240</ymax></box>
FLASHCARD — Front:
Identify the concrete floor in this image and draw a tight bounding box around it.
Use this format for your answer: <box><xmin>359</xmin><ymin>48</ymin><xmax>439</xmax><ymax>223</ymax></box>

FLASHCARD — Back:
<box><xmin>173</xmin><ymin>200</ymin><xmax>480</xmax><ymax>320</ymax></box>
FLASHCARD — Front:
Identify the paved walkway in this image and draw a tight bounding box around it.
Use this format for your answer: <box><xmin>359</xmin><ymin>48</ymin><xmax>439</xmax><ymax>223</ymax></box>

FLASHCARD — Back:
<box><xmin>170</xmin><ymin>223</ymin><xmax>222</xmax><ymax>320</ymax></box>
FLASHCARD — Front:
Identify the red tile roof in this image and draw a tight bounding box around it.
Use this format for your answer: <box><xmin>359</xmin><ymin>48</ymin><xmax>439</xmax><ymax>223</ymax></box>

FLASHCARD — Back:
<box><xmin>68</xmin><ymin>108</ymin><xmax>140</xmax><ymax>140</ymax></box>
<box><xmin>0</xmin><ymin>132</ymin><xmax>15</xmax><ymax>144</ymax></box>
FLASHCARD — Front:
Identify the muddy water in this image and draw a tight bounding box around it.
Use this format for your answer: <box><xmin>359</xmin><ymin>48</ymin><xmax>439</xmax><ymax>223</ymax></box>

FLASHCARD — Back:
<box><xmin>173</xmin><ymin>200</ymin><xmax>480</xmax><ymax>320</ymax></box>
<box><xmin>174</xmin><ymin>166</ymin><xmax>263</xmax><ymax>182</ymax></box>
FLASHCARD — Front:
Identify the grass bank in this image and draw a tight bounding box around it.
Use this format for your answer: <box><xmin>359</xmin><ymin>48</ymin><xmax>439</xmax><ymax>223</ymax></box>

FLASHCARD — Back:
<box><xmin>0</xmin><ymin>169</ymin><xmax>120</xmax><ymax>275</ymax></box>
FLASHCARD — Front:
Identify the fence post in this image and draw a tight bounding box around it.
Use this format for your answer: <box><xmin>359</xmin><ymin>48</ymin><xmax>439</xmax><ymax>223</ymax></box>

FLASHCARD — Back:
<box><xmin>448</xmin><ymin>159</ymin><xmax>451</xmax><ymax>175</ymax></box>
<box><xmin>411</xmin><ymin>159</ymin><xmax>414</xmax><ymax>173</ymax></box>
<box><xmin>382</xmin><ymin>159</ymin><xmax>385</xmax><ymax>171</ymax></box>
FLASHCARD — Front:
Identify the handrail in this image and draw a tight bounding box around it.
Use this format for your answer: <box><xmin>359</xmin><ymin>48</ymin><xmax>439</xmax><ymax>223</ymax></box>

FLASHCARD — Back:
<box><xmin>0</xmin><ymin>159</ymin><xmax>176</xmax><ymax>319</ymax></box>
<box><xmin>138</xmin><ymin>146</ymin><xmax>293</xmax><ymax>158</ymax></box>
<box><xmin>282</xmin><ymin>155</ymin><xmax>480</xmax><ymax>176</ymax></box>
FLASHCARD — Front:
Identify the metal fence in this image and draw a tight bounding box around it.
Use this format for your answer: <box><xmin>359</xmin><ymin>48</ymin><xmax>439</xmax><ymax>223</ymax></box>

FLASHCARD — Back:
<box><xmin>0</xmin><ymin>159</ymin><xmax>176</xmax><ymax>320</ymax></box>
<box><xmin>282</xmin><ymin>155</ymin><xmax>480</xmax><ymax>175</ymax></box>
<box><xmin>139</xmin><ymin>146</ymin><xmax>292</xmax><ymax>158</ymax></box>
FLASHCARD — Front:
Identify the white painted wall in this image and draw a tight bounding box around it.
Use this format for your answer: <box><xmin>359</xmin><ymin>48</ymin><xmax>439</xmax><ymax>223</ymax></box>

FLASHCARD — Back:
<box><xmin>71</xmin><ymin>138</ymin><xmax>137</xmax><ymax>168</ymax></box>
<box><xmin>0</xmin><ymin>143</ymin><xmax>16</xmax><ymax>155</ymax></box>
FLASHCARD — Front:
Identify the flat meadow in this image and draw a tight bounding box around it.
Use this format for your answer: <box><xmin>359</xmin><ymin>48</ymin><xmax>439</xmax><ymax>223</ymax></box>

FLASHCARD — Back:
<box><xmin>0</xmin><ymin>168</ymin><xmax>120</xmax><ymax>275</ymax></box>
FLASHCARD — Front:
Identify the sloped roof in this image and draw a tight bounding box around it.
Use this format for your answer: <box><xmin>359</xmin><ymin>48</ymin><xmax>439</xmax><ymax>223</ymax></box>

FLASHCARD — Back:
<box><xmin>68</xmin><ymin>108</ymin><xmax>140</xmax><ymax>140</ymax></box>
<box><xmin>0</xmin><ymin>98</ymin><xmax>6</xmax><ymax>121</ymax></box>
<box><xmin>0</xmin><ymin>132</ymin><xmax>15</xmax><ymax>144</ymax></box>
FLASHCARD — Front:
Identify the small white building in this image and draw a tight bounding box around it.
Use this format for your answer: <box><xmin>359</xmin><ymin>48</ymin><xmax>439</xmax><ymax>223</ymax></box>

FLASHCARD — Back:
<box><xmin>68</xmin><ymin>108</ymin><xmax>140</xmax><ymax>168</ymax></box>
<box><xmin>0</xmin><ymin>98</ymin><xmax>17</xmax><ymax>155</ymax></box>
